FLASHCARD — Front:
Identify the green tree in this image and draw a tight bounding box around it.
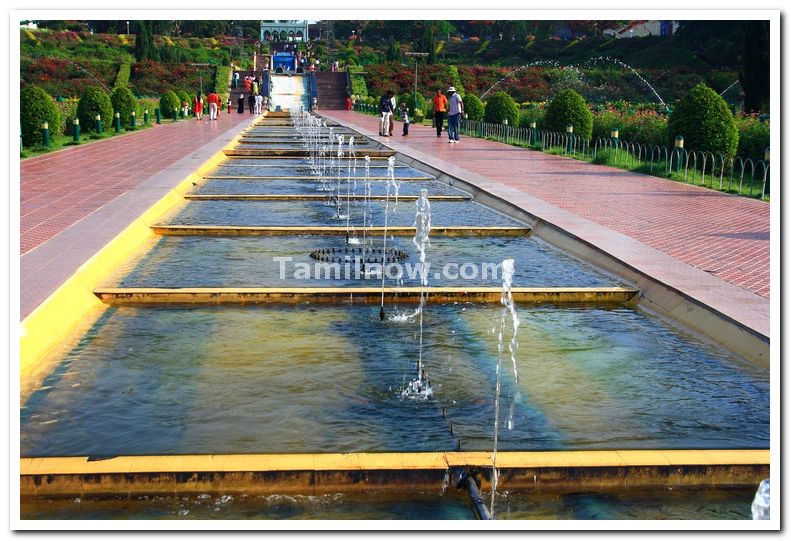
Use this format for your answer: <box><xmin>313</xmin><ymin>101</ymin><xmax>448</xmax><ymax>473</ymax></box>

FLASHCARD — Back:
<box><xmin>667</xmin><ymin>82</ymin><xmax>738</xmax><ymax>157</ymax></box>
<box><xmin>159</xmin><ymin>91</ymin><xmax>180</xmax><ymax>117</ymax></box>
<box><xmin>483</xmin><ymin>92</ymin><xmax>519</xmax><ymax>126</ymax></box>
<box><xmin>464</xmin><ymin>94</ymin><xmax>484</xmax><ymax>121</ymax></box>
<box><xmin>544</xmin><ymin>89</ymin><xmax>593</xmax><ymax>140</ymax></box>
<box><xmin>421</xmin><ymin>24</ymin><xmax>436</xmax><ymax>64</ymax></box>
<box><xmin>739</xmin><ymin>20</ymin><xmax>770</xmax><ymax>113</ymax></box>
<box><xmin>20</xmin><ymin>85</ymin><xmax>62</xmax><ymax>147</ymax></box>
<box><xmin>77</xmin><ymin>87</ymin><xmax>113</xmax><ymax>134</ymax></box>
<box><xmin>385</xmin><ymin>38</ymin><xmax>401</xmax><ymax>62</ymax></box>
<box><xmin>133</xmin><ymin>21</ymin><xmax>155</xmax><ymax>62</ymax></box>
<box><xmin>111</xmin><ymin>86</ymin><xmax>138</xmax><ymax>128</ymax></box>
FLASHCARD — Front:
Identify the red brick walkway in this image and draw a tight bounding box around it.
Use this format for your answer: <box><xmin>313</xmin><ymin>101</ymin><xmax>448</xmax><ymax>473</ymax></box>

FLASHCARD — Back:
<box><xmin>20</xmin><ymin>112</ymin><xmax>251</xmax><ymax>255</ymax></box>
<box><xmin>324</xmin><ymin>111</ymin><xmax>770</xmax><ymax>298</ymax></box>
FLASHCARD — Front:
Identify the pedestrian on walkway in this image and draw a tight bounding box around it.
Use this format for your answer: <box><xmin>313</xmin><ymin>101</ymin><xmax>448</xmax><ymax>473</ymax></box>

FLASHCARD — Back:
<box><xmin>433</xmin><ymin>88</ymin><xmax>448</xmax><ymax>138</ymax></box>
<box><xmin>244</xmin><ymin>76</ymin><xmax>251</xmax><ymax>93</ymax></box>
<box><xmin>400</xmin><ymin>102</ymin><xmax>410</xmax><ymax>136</ymax></box>
<box><xmin>255</xmin><ymin>93</ymin><xmax>263</xmax><ymax>114</ymax></box>
<box><xmin>248</xmin><ymin>93</ymin><xmax>256</xmax><ymax>114</ymax></box>
<box><xmin>389</xmin><ymin>94</ymin><xmax>396</xmax><ymax>136</ymax></box>
<box><xmin>233</xmin><ymin>72</ymin><xmax>239</xmax><ymax>89</ymax></box>
<box><xmin>252</xmin><ymin>79</ymin><xmax>259</xmax><ymax>96</ymax></box>
<box><xmin>193</xmin><ymin>93</ymin><xmax>204</xmax><ymax>120</ymax></box>
<box><xmin>237</xmin><ymin>94</ymin><xmax>245</xmax><ymax>114</ymax></box>
<box><xmin>206</xmin><ymin>91</ymin><xmax>220</xmax><ymax>120</ymax></box>
<box><xmin>379</xmin><ymin>91</ymin><xmax>394</xmax><ymax>137</ymax></box>
<box><xmin>447</xmin><ymin>86</ymin><xmax>463</xmax><ymax>143</ymax></box>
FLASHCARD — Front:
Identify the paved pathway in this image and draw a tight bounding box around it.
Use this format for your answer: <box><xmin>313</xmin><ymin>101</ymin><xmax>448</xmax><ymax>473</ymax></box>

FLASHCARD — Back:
<box><xmin>20</xmin><ymin>112</ymin><xmax>255</xmax><ymax>319</ymax></box>
<box><xmin>323</xmin><ymin>111</ymin><xmax>770</xmax><ymax>299</ymax></box>
<box><xmin>21</xmin><ymin>112</ymin><xmax>252</xmax><ymax>255</ymax></box>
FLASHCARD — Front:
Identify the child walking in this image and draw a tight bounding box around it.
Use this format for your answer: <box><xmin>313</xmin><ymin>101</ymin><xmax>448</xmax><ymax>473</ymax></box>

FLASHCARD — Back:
<box><xmin>400</xmin><ymin>102</ymin><xmax>410</xmax><ymax>136</ymax></box>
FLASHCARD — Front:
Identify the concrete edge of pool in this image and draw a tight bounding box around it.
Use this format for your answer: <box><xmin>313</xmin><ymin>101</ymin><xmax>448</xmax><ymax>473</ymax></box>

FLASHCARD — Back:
<box><xmin>20</xmin><ymin>450</ymin><xmax>769</xmax><ymax>497</ymax></box>
<box><xmin>149</xmin><ymin>225</ymin><xmax>532</xmax><ymax>237</ymax></box>
<box><xmin>317</xmin><ymin>113</ymin><xmax>770</xmax><ymax>367</ymax></box>
<box><xmin>91</xmin><ymin>286</ymin><xmax>639</xmax><ymax>305</ymax></box>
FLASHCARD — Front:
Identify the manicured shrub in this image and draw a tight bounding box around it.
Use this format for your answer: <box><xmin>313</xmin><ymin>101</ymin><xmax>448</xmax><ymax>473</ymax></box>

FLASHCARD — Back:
<box><xmin>464</xmin><ymin>94</ymin><xmax>484</xmax><ymax>121</ymax></box>
<box><xmin>159</xmin><ymin>91</ymin><xmax>180</xmax><ymax>117</ymax></box>
<box><xmin>20</xmin><ymin>85</ymin><xmax>62</xmax><ymax>146</ymax></box>
<box><xmin>114</xmin><ymin>62</ymin><xmax>131</xmax><ymax>88</ymax></box>
<box><xmin>544</xmin><ymin>89</ymin><xmax>593</xmax><ymax>140</ymax></box>
<box><xmin>405</xmin><ymin>92</ymin><xmax>427</xmax><ymax>118</ymax></box>
<box><xmin>177</xmin><ymin>90</ymin><xmax>192</xmax><ymax>108</ymax></box>
<box><xmin>736</xmin><ymin>115</ymin><xmax>770</xmax><ymax>161</ymax></box>
<box><xmin>214</xmin><ymin>66</ymin><xmax>232</xmax><ymax>103</ymax></box>
<box><xmin>483</xmin><ymin>91</ymin><xmax>519</xmax><ymax>126</ymax></box>
<box><xmin>445</xmin><ymin>65</ymin><xmax>465</xmax><ymax>97</ymax></box>
<box><xmin>76</xmin><ymin>86</ymin><xmax>113</xmax><ymax>133</ymax></box>
<box><xmin>518</xmin><ymin>107</ymin><xmax>544</xmax><ymax>129</ymax></box>
<box><xmin>111</xmin><ymin>86</ymin><xmax>137</xmax><ymax>127</ymax></box>
<box><xmin>667</xmin><ymin>83</ymin><xmax>738</xmax><ymax>157</ymax></box>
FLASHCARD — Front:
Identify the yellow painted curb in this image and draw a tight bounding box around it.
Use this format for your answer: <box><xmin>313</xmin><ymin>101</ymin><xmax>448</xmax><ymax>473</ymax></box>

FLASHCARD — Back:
<box><xmin>20</xmin><ymin>119</ymin><xmax>257</xmax><ymax>402</ymax></box>
<box><xmin>92</xmin><ymin>286</ymin><xmax>640</xmax><ymax>305</ymax></box>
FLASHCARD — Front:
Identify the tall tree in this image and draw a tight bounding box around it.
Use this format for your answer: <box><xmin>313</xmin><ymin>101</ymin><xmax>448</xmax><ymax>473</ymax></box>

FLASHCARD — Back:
<box><xmin>133</xmin><ymin>21</ymin><xmax>155</xmax><ymax>62</ymax></box>
<box><xmin>739</xmin><ymin>20</ymin><xmax>770</xmax><ymax>113</ymax></box>
<box><xmin>421</xmin><ymin>23</ymin><xmax>436</xmax><ymax>63</ymax></box>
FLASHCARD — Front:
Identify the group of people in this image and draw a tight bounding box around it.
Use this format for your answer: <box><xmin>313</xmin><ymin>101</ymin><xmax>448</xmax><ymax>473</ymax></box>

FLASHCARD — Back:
<box><xmin>191</xmin><ymin>91</ymin><xmax>225</xmax><ymax>121</ymax></box>
<box><xmin>237</xmin><ymin>92</ymin><xmax>267</xmax><ymax>115</ymax></box>
<box><xmin>378</xmin><ymin>86</ymin><xmax>464</xmax><ymax>143</ymax></box>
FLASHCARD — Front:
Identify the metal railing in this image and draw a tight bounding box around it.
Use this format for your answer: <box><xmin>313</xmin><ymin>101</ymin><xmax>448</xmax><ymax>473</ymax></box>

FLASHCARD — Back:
<box><xmin>458</xmin><ymin>118</ymin><xmax>770</xmax><ymax>200</ymax></box>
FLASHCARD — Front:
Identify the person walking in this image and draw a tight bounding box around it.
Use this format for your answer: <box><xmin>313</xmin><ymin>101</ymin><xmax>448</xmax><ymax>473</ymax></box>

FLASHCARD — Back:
<box><xmin>248</xmin><ymin>93</ymin><xmax>255</xmax><ymax>114</ymax></box>
<box><xmin>233</xmin><ymin>71</ymin><xmax>239</xmax><ymax>89</ymax></box>
<box><xmin>389</xmin><ymin>93</ymin><xmax>396</xmax><ymax>136</ymax></box>
<box><xmin>193</xmin><ymin>93</ymin><xmax>204</xmax><ymax>121</ymax></box>
<box><xmin>432</xmin><ymin>88</ymin><xmax>448</xmax><ymax>138</ymax></box>
<box><xmin>252</xmin><ymin>79</ymin><xmax>259</xmax><ymax>96</ymax></box>
<box><xmin>237</xmin><ymin>93</ymin><xmax>245</xmax><ymax>114</ymax></box>
<box><xmin>400</xmin><ymin>102</ymin><xmax>410</xmax><ymax>136</ymax></box>
<box><xmin>379</xmin><ymin>91</ymin><xmax>394</xmax><ymax>137</ymax></box>
<box><xmin>206</xmin><ymin>91</ymin><xmax>220</xmax><ymax>120</ymax></box>
<box><xmin>255</xmin><ymin>93</ymin><xmax>263</xmax><ymax>114</ymax></box>
<box><xmin>447</xmin><ymin>86</ymin><xmax>463</xmax><ymax>143</ymax></box>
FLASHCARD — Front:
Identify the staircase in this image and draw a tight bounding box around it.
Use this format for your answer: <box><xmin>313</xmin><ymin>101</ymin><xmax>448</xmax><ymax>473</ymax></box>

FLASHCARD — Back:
<box><xmin>315</xmin><ymin>72</ymin><xmax>348</xmax><ymax>110</ymax></box>
<box><xmin>270</xmin><ymin>74</ymin><xmax>310</xmax><ymax>112</ymax></box>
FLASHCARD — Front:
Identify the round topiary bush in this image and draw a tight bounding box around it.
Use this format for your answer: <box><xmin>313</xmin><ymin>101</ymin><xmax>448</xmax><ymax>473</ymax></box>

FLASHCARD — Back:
<box><xmin>160</xmin><ymin>91</ymin><xmax>180</xmax><ymax>118</ymax></box>
<box><xmin>77</xmin><ymin>87</ymin><xmax>113</xmax><ymax>134</ymax></box>
<box><xmin>464</xmin><ymin>94</ymin><xmax>484</xmax><ymax>121</ymax></box>
<box><xmin>177</xmin><ymin>90</ymin><xmax>192</xmax><ymax>108</ymax></box>
<box><xmin>667</xmin><ymin>83</ymin><xmax>738</xmax><ymax>157</ymax></box>
<box><xmin>111</xmin><ymin>86</ymin><xmax>138</xmax><ymax>128</ymax></box>
<box><xmin>544</xmin><ymin>89</ymin><xmax>593</xmax><ymax>140</ymax></box>
<box><xmin>20</xmin><ymin>85</ymin><xmax>62</xmax><ymax>147</ymax></box>
<box><xmin>483</xmin><ymin>91</ymin><xmax>519</xmax><ymax>126</ymax></box>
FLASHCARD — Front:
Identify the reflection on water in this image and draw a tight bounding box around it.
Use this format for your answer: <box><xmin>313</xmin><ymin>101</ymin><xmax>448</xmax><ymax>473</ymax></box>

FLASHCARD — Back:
<box><xmin>21</xmin><ymin>304</ymin><xmax>768</xmax><ymax>457</ymax></box>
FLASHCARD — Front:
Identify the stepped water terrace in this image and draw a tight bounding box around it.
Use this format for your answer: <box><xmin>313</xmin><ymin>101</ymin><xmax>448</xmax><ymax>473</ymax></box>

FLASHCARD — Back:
<box><xmin>21</xmin><ymin>111</ymin><xmax>769</xmax><ymax>521</ymax></box>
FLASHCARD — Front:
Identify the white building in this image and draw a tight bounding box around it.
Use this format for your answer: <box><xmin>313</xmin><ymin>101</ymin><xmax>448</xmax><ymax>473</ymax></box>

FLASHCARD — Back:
<box><xmin>603</xmin><ymin>21</ymin><xmax>679</xmax><ymax>39</ymax></box>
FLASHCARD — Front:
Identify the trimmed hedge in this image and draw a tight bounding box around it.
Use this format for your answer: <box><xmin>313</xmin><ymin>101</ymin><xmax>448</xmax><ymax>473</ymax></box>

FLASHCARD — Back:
<box><xmin>159</xmin><ymin>91</ymin><xmax>180</xmax><ymax>117</ymax></box>
<box><xmin>114</xmin><ymin>62</ymin><xmax>131</xmax><ymax>88</ymax></box>
<box><xmin>77</xmin><ymin>86</ymin><xmax>113</xmax><ymax>133</ymax></box>
<box><xmin>544</xmin><ymin>89</ymin><xmax>593</xmax><ymax>140</ymax></box>
<box><xmin>483</xmin><ymin>91</ymin><xmax>519</xmax><ymax>126</ymax></box>
<box><xmin>21</xmin><ymin>85</ymin><xmax>62</xmax><ymax>147</ymax></box>
<box><xmin>214</xmin><ymin>66</ymin><xmax>232</xmax><ymax>103</ymax></box>
<box><xmin>445</xmin><ymin>65</ymin><xmax>465</xmax><ymax>96</ymax></box>
<box><xmin>176</xmin><ymin>89</ymin><xmax>192</xmax><ymax>109</ymax></box>
<box><xmin>667</xmin><ymin>83</ymin><xmax>739</xmax><ymax>157</ymax></box>
<box><xmin>111</xmin><ymin>86</ymin><xmax>137</xmax><ymax>127</ymax></box>
<box><xmin>464</xmin><ymin>94</ymin><xmax>484</xmax><ymax>121</ymax></box>
<box><xmin>736</xmin><ymin>115</ymin><xmax>770</xmax><ymax>161</ymax></box>
<box><xmin>405</xmin><ymin>92</ymin><xmax>427</xmax><ymax>118</ymax></box>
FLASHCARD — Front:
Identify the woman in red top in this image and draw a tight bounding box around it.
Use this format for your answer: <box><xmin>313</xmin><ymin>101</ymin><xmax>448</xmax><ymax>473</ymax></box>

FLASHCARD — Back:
<box><xmin>193</xmin><ymin>93</ymin><xmax>204</xmax><ymax>120</ymax></box>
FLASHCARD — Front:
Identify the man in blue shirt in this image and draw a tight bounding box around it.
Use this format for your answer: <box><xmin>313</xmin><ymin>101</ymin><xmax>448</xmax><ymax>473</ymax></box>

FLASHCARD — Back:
<box><xmin>447</xmin><ymin>86</ymin><xmax>464</xmax><ymax>143</ymax></box>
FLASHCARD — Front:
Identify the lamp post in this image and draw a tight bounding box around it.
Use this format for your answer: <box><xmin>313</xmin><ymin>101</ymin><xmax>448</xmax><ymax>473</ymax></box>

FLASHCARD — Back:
<box><xmin>566</xmin><ymin>124</ymin><xmax>574</xmax><ymax>154</ymax></box>
<box><xmin>126</xmin><ymin>21</ymin><xmax>130</xmax><ymax>36</ymax></box>
<box><xmin>674</xmin><ymin>135</ymin><xmax>684</xmax><ymax>172</ymax></box>
<box><xmin>404</xmin><ymin>52</ymin><xmax>429</xmax><ymax>114</ymax></box>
